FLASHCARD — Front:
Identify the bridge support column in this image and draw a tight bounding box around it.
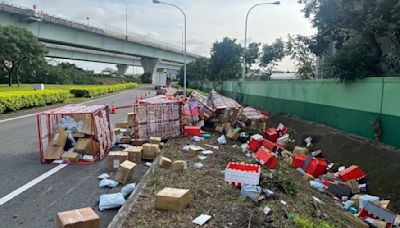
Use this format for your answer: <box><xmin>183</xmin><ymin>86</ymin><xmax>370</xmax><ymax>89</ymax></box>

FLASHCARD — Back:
<box><xmin>140</xmin><ymin>58</ymin><xmax>160</xmax><ymax>83</ymax></box>
<box><xmin>116</xmin><ymin>64</ymin><xmax>129</xmax><ymax>75</ymax></box>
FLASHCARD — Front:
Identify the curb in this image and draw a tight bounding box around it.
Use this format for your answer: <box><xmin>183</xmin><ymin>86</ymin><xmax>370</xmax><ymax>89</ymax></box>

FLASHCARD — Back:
<box><xmin>107</xmin><ymin>143</ymin><xmax>167</xmax><ymax>228</ymax></box>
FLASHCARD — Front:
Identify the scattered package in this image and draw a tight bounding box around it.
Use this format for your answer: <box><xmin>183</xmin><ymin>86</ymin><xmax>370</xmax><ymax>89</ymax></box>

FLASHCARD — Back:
<box><xmin>99</xmin><ymin>193</ymin><xmax>125</xmax><ymax>211</ymax></box>
<box><xmin>57</xmin><ymin>207</ymin><xmax>99</xmax><ymax>228</ymax></box>
<box><xmin>156</xmin><ymin>187</ymin><xmax>191</xmax><ymax>212</ymax></box>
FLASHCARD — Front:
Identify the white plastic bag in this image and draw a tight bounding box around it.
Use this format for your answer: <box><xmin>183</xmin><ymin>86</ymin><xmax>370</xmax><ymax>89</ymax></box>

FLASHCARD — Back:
<box><xmin>98</xmin><ymin>173</ymin><xmax>109</xmax><ymax>180</ymax></box>
<box><xmin>121</xmin><ymin>183</ymin><xmax>136</xmax><ymax>198</ymax></box>
<box><xmin>99</xmin><ymin>179</ymin><xmax>118</xmax><ymax>188</ymax></box>
<box><xmin>99</xmin><ymin>193</ymin><xmax>125</xmax><ymax>211</ymax></box>
<box><xmin>217</xmin><ymin>135</ymin><xmax>227</xmax><ymax>144</ymax></box>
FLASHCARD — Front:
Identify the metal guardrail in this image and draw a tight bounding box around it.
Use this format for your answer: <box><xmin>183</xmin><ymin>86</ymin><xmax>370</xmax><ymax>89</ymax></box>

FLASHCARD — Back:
<box><xmin>0</xmin><ymin>1</ymin><xmax>201</xmax><ymax>58</ymax></box>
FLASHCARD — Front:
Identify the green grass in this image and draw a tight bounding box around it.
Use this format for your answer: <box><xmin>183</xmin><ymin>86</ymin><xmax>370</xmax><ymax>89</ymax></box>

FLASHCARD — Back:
<box><xmin>0</xmin><ymin>84</ymin><xmax>108</xmax><ymax>92</ymax></box>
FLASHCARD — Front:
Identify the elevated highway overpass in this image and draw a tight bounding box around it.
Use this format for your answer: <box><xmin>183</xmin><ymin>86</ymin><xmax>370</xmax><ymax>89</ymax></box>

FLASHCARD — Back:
<box><xmin>0</xmin><ymin>2</ymin><xmax>201</xmax><ymax>77</ymax></box>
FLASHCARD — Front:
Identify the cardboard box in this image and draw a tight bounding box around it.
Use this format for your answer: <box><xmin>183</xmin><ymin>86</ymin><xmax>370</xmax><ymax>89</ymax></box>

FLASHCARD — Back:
<box><xmin>142</xmin><ymin>143</ymin><xmax>159</xmax><ymax>160</ymax></box>
<box><xmin>57</xmin><ymin>207</ymin><xmax>99</xmax><ymax>228</ymax></box>
<box><xmin>226</xmin><ymin>128</ymin><xmax>240</xmax><ymax>141</ymax></box>
<box><xmin>124</xmin><ymin>146</ymin><xmax>143</xmax><ymax>163</ymax></box>
<box><xmin>45</xmin><ymin>145</ymin><xmax>64</xmax><ymax>160</ymax></box>
<box><xmin>74</xmin><ymin>138</ymin><xmax>99</xmax><ymax>156</ymax></box>
<box><xmin>115</xmin><ymin>122</ymin><xmax>128</xmax><ymax>129</ymax></box>
<box><xmin>218</xmin><ymin>114</ymin><xmax>230</xmax><ymax>123</ymax></box>
<box><xmin>304</xmin><ymin>173</ymin><xmax>315</xmax><ymax>181</ymax></box>
<box><xmin>172</xmin><ymin>160</ymin><xmax>186</xmax><ymax>171</ymax></box>
<box><xmin>131</xmin><ymin>139</ymin><xmax>146</xmax><ymax>146</ymax></box>
<box><xmin>293</xmin><ymin>146</ymin><xmax>307</xmax><ymax>155</ymax></box>
<box><xmin>350</xmin><ymin>194</ymin><xmax>362</xmax><ymax>209</ymax></box>
<box><xmin>127</xmin><ymin>113</ymin><xmax>135</xmax><ymax>127</ymax></box>
<box><xmin>281</xmin><ymin>150</ymin><xmax>293</xmax><ymax>158</ymax></box>
<box><xmin>114</xmin><ymin>160</ymin><xmax>136</xmax><ymax>184</ymax></box>
<box><xmin>113</xmin><ymin>128</ymin><xmax>121</xmax><ymax>135</ymax></box>
<box><xmin>156</xmin><ymin>187</ymin><xmax>191</xmax><ymax>212</ymax></box>
<box><xmin>215</xmin><ymin>125</ymin><xmax>224</xmax><ymax>133</ymax></box>
<box><xmin>159</xmin><ymin>142</ymin><xmax>165</xmax><ymax>149</ymax></box>
<box><xmin>149</xmin><ymin>137</ymin><xmax>162</xmax><ymax>145</ymax></box>
<box><xmin>61</xmin><ymin>152</ymin><xmax>80</xmax><ymax>162</ymax></box>
<box><xmin>71</xmin><ymin>114</ymin><xmax>92</xmax><ymax>135</ymax></box>
<box><xmin>72</xmin><ymin>132</ymin><xmax>86</xmax><ymax>138</ymax></box>
<box><xmin>107</xmin><ymin>151</ymin><xmax>128</xmax><ymax>171</ymax></box>
<box><xmin>159</xmin><ymin>157</ymin><xmax>173</xmax><ymax>168</ymax></box>
<box><xmin>228</xmin><ymin>108</ymin><xmax>240</xmax><ymax>121</ymax></box>
<box><xmin>379</xmin><ymin>200</ymin><xmax>393</xmax><ymax>211</ymax></box>
<box><xmin>51</xmin><ymin>128</ymin><xmax>68</xmax><ymax>148</ymax></box>
<box><xmin>222</xmin><ymin>123</ymin><xmax>231</xmax><ymax>133</ymax></box>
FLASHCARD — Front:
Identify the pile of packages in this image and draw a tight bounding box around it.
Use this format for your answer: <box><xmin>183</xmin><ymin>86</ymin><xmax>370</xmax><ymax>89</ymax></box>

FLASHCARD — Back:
<box><xmin>219</xmin><ymin>119</ymin><xmax>400</xmax><ymax>227</ymax></box>
<box><xmin>38</xmin><ymin>105</ymin><xmax>113</xmax><ymax>164</ymax></box>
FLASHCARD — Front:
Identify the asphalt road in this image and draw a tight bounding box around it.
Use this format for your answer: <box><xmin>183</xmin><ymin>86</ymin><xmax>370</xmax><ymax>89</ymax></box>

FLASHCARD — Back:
<box><xmin>0</xmin><ymin>85</ymin><xmax>155</xmax><ymax>228</ymax></box>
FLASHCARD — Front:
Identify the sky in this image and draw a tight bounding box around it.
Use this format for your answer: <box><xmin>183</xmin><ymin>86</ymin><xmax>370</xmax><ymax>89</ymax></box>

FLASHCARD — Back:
<box><xmin>8</xmin><ymin>0</ymin><xmax>315</xmax><ymax>73</ymax></box>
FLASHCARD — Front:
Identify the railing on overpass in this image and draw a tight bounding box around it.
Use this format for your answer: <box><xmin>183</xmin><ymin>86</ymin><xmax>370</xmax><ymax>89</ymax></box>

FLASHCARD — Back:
<box><xmin>0</xmin><ymin>1</ymin><xmax>201</xmax><ymax>58</ymax></box>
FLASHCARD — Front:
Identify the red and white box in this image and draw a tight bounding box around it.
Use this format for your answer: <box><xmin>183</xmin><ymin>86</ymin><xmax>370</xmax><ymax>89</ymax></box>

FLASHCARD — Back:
<box><xmin>224</xmin><ymin>162</ymin><xmax>261</xmax><ymax>187</ymax></box>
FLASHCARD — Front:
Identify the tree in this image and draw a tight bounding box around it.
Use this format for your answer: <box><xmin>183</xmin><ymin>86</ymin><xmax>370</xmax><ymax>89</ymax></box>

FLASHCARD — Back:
<box><xmin>244</xmin><ymin>42</ymin><xmax>260</xmax><ymax>72</ymax></box>
<box><xmin>0</xmin><ymin>25</ymin><xmax>46</xmax><ymax>86</ymax></box>
<box><xmin>286</xmin><ymin>35</ymin><xmax>316</xmax><ymax>79</ymax></box>
<box><xmin>298</xmin><ymin>0</ymin><xmax>400</xmax><ymax>80</ymax></box>
<box><xmin>259</xmin><ymin>38</ymin><xmax>286</xmax><ymax>76</ymax></box>
<box><xmin>209</xmin><ymin>37</ymin><xmax>243</xmax><ymax>81</ymax></box>
<box><xmin>178</xmin><ymin>57</ymin><xmax>210</xmax><ymax>86</ymax></box>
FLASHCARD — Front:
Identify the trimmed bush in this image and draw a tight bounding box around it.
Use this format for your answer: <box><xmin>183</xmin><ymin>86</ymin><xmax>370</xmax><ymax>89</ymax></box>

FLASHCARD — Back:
<box><xmin>0</xmin><ymin>90</ymin><xmax>70</xmax><ymax>114</ymax></box>
<box><xmin>69</xmin><ymin>83</ymin><xmax>138</xmax><ymax>98</ymax></box>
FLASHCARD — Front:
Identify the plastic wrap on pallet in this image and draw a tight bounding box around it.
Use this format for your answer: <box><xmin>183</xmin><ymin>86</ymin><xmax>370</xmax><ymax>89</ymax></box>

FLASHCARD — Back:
<box><xmin>208</xmin><ymin>90</ymin><xmax>242</xmax><ymax>110</ymax></box>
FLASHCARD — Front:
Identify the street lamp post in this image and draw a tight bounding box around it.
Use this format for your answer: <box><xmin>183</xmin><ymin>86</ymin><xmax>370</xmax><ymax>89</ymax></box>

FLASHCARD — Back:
<box><xmin>153</xmin><ymin>0</ymin><xmax>187</xmax><ymax>96</ymax></box>
<box><xmin>242</xmin><ymin>1</ymin><xmax>280</xmax><ymax>80</ymax></box>
<box><xmin>176</xmin><ymin>26</ymin><xmax>184</xmax><ymax>53</ymax></box>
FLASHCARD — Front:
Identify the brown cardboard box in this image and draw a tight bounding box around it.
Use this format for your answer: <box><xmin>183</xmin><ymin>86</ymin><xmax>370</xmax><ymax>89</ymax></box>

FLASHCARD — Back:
<box><xmin>45</xmin><ymin>145</ymin><xmax>64</xmax><ymax>160</ymax></box>
<box><xmin>226</xmin><ymin>128</ymin><xmax>240</xmax><ymax>141</ymax></box>
<box><xmin>51</xmin><ymin>128</ymin><xmax>68</xmax><ymax>148</ymax></box>
<box><xmin>283</xmin><ymin>157</ymin><xmax>293</xmax><ymax>165</ymax></box>
<box><xmin>127</xmin><ymin>113</ymin><xmax>135</xmax><ymax>127</ymax></box>
<box><xmin>149</xmin><ymin>137</ymin><xmax>162</xmax><ymax>145</ymax></box>
<box><xmin>281</xmin><ymin>150</ymin><xmax>293</xmax><ymax>158</ymax></box>
<box><xmin>172</xmin><ymin>160</ymin><xmax>186</xmax><ymax>171</ymax></box>
<box><xmin>115</xmin><ymin>121</ymin><xmax>128</xmax><ymax>129</ymax></box>
<box><xmin>156</xmin><ymin>187</ymin><xmax>191</xmax><ymax>212</ymax></box>
<box><xmin>107</xmin><ymin>151</ymin><xmax>128</xmax><ymax>171</ymax></box>
<box><xmin>351</xmin><ymin>194</ymin><xmax>362</xmax><ymax>209</ymax></box>
<box><xmin>215</xmin><ymin>125</ymin><xmax>224</xmax><ymax>133</ymax></box>
<box><xmin>113</xmin><ymin>128</ymin><xmax>121</xmax><ymax>135</ymax></box>
<box><xmin>74</xmin><ymin>138</ymin><xmax>99</xmax><ymax>156</ymax></box>
<box><xmin>218</xmin><ymin>114</ymin><xmax>229</xmax><ymax>123</ymax></box>
<box><xmin>142</xmin><ymin>143</ymin><xmax>159</xmax><ymax>160</ymax></box>
<box><xmin>304</xmin><ymin>173</ymin><xmax>315</xmax><ymax>181</ymax></box>
<box><xmin>346</xmin><ymin>180</ymin><xmax>361</xmax><ymax>194</ymax></box>
<box><xmin>372</xmin><ymin>220</ymin><xmax>387</xmax><ymax>228</ymax></box>
<box><xmin>159</xmin><ymin>142</ymin><xmax>165</xmax><ymax>149</ymax></box>
<box><xmin>72</xmin><ymin>132</ymin><xmax>86</xmax><ymax>138</ymax></box>
<box><xmin>379</xmin><ymin>200</ymin><xmax>393</xmax><ymax>211</ymax></box>
<box><xmin>293</xmin><ymin>146</ymin><xmax>307</xmax><ymax>155</ymax></box>
<box><xmin>131</xmin><ymin>139</ymin><xmax>146</xmax><ymax>146</ymax></box>
<box><xmin>159</xmin><ymin>157</ymin><xmax>173</xmax><ymax>168</ymax></box>
<box><xmin>228</xmin><ymin>108</ymin><xmax>239</xmax><ymax>121</ymax></box>
<box><xmin>124</xmin><ymin>146</ymin><xmax>143</xmax><ymax>163</ymax></box>
<box><xmin>114</xmin><ymin>160</ymin><xmax>136</xmax><ymax>184</ymax></box>
<box><xmin>70</xmin><ymin>114</ymin><xmax>92</xmax><ymax>135</ymax></box>
<box><xmin>222</xmin><ymin>123</ymin><xmax>231</xmax><ymax>133</ymax></box>
<box><xmin>57</xmin><ymin>207</ymin><xmax>99</xmax><ymax>228</ymax></box>
<box><xmin>61</xmin><ymin>152</ymin><xmax>80</xmax><ymax>162</ymax></box>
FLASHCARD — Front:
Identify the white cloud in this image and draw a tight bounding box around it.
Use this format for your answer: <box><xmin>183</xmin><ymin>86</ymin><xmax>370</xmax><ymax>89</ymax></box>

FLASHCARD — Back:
<box><xmin>8</xmin><ymin>0</ymin><xmax>315</xmax><ymax>72</ymax></box>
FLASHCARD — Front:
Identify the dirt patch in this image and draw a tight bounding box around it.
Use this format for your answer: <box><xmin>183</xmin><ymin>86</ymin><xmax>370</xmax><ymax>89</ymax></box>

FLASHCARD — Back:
<box><xmin>122</xmin><ymin>136</ymin><xmax>357</xmax><ymax>228</ymax></box>
<box><xmin>267</xmin><ymin>113</ymin><xmax>400</xmax><ymax>213</ymax></box>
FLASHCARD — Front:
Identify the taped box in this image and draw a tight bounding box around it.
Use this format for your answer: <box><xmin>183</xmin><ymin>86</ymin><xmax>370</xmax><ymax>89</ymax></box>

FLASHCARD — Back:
<box><xmin>107</xmin><ymin>151</ymin><xmax>128</xmax><ymax>171</ymax></box>
<box><xmin>142</xmin><ymin>143</ymin><xmax>159</xmax><ymax>160</ymax></box>
<box><xmin>74</xmin><ymin>138</ymin><xmax>100</xmax><ymax>156</ymax></box>
<box><xmin>61</xmin><ymin>152</ymin><xmax>80</xmax><ymax>162</ymax></box>
<box><xmin>57</xmin><ymin>207</ymin><xmax>99</xmax><ymax>228</ymax></box>
<box><xmin>159</xmin><ymin>157</ymin><xmax>173</xmax><ymax>168</ymax></box>
<box><xmin>114</xmin><ymin>160</ymin><xmax>136</xmax><ymax>184</ymax></box>
<box><xmin>156</xmin><ymin>187</ymin><xmax>191</xmax><ymax>212</ymax></box>
<box><xmin>124</xmin><ymin>146</ymin><xmax>143</xmax><ymax>163</ymax></box>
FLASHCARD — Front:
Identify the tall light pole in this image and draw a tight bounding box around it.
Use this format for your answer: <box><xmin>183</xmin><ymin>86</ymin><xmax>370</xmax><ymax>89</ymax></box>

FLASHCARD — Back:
<box><xmin>243</xmin><ymin>1</ymin><xmax>280</xmax><ymax>79</ymax></box>
<box><xmin>153</xmin><ymin>0</ymin><xmax>187</xmax><ymax>96</ymax></box>
<box><xmin>176</xmin><ymin>26</ymin><xmax>184</xmax><ymax>53</ymax></box>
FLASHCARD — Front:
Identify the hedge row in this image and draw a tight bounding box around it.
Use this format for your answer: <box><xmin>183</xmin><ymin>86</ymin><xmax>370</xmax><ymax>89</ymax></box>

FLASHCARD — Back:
<box><xmin>0</xmin><ymin>90</ymin><xmax>70</xmax><ymax>114</ymax></box>
<box><xmin>69</xmin><ymin>83</ymin><xmax>138</xmax><ymax>98</ymax></box>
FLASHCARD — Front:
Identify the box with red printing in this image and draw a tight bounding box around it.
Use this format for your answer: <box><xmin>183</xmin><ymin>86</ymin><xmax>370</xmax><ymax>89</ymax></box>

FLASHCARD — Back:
<box><xmin>255</xmin><ymin>148</ymin><xmax>278</xmax><ymax>169</ymax></box>
<box><xmin>262</xmin><ymin>139</ymin><xmax>277</xmax><ymax>152</ymax></box>
<box><xmin>292</xmin><ymin>154</ymin><xmax>306</xmax><ymax>169</ymax></box>
<box><xmin>265</xmin><ymin>128</ymin><xmax>278</xmax><ymax>143</ymax></box>
<box><xmin>305</xmin><ymin>158</ymin><xmax>328</xmax><ymax>177</ymax></box>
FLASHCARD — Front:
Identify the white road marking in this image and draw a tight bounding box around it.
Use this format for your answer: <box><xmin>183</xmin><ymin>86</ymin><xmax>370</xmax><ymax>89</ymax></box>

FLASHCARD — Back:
<box><xmin>0</xmin><ymin>90</ymin><xmax>131</xmax><ymax>124</ymax></box>
<box><xmin>0</xmin><ymin>164</ymin><xmax>68</xmax><ymax>206</ymax></box>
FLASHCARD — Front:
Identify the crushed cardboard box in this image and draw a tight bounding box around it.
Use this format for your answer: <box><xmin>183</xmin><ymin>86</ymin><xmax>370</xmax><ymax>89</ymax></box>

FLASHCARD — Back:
<box><xmin>51</xmin><ymin>128</ymin><xmax>68</xmax><ymax>148</ymax></box>
<box><xmin>107</xmin><ymin>151</ymin><xmax>128</xmax><ymax>171</ymax></box>
<box><xmin>74</xmin><ymin>138</ymin><xmax>99</xmax><ymax>156</ymax></box>
<box><xmin>45</xmin><ymin>145</ymin><xmax>64</xmax><ymax>160</ymax></box>
<box><xmin>114</xmin><ymin>160</ymin><xmax>136</xmax><ymax>184</ymax></box>
<box><xmin>57</xmin><ymin>207</ymin><xmax>99</xmax><ymax>228</ymax></box>
<box><xmin>156</xmin><ymin>187</ymin><xmax>191</xmax><ymax>212</ymax></box>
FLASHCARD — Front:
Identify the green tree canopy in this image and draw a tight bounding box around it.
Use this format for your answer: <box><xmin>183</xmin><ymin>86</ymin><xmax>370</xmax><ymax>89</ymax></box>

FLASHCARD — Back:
<box><xmin>244</xmin><ymin>42</ymin><xmax>260</xmax><ymax>72</ymax></box>
<box><xmin>209</xmin><ymin>37</ymin><xmax>243</xmax><ymax>81</ymax></box>
<box><xmin>0</xmin><ymin>25</ymin><xmax>46</xmax><ymax>86</ymax></box>
<box><xmin>259</xmin><ymin>38</ymin><xmax>286</xmax><ymax>75</ymax></box>
<box><xmin>178</xmin><ymin>57</ymin><xmax>210</xmax><ymax>86</ymax></box>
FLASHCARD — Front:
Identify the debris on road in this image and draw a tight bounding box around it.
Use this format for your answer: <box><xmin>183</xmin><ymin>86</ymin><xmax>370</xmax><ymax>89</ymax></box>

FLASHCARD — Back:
<box><xmin>99</xmin><ymin>193</ymin><xmax>125</xmax><ymax>211</ymax></box>
<box><xmin>192</xmin><ymin>214</ymin><xmax>212</xmax><ymax>226</ymax></box>
<box><xmin>57</xmin><ymin>207</ymin><xmax>100</xmax><ymax>228</ymax></box>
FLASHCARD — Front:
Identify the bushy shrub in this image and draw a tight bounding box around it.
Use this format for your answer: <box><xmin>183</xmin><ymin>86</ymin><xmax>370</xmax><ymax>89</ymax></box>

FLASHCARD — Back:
<box><xmin>0</xmin><ymin>90</ymin><xmax>70</xmax><ymax>113</ymax></box>
<box><xmin>69</xmin><ymin>83</ymin><xmax>138</xmax><ymax>98</ymax></box>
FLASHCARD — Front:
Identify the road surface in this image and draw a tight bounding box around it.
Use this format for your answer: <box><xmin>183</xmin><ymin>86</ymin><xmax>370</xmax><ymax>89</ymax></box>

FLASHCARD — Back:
<box><xmin>0</xmin><ymin>86</ymin><xmax>154</xmax><ymax>228</ymax></box>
